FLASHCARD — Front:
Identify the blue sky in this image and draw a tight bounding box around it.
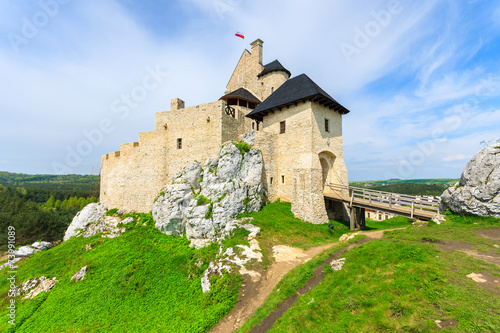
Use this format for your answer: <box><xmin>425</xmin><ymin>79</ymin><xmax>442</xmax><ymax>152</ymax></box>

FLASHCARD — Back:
<box><xmin>0</xmin><ymin>0</ymin><xmax>499</xmax><ymax>181</ymax></box>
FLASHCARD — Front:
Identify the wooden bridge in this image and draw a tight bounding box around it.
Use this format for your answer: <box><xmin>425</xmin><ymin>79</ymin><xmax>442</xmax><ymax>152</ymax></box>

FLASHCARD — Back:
<box><xmin>324</xmin><ymin>183</ymin><xmax>442</xmax><ymax>230</ymax></box>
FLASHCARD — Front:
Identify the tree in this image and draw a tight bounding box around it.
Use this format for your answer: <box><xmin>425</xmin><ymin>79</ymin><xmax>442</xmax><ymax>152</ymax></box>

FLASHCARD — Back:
<box><xmin>45</xmin><ymin>195</ymin><xmax>56</xmax><ymax>210</ymax></box>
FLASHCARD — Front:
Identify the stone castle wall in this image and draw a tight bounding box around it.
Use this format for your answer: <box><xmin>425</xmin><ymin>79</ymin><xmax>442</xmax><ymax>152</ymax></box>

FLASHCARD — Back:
<box><xmin>101</xmin><ymin>100</ymin><xmax>257</xmax><ymax>213</ymax></box>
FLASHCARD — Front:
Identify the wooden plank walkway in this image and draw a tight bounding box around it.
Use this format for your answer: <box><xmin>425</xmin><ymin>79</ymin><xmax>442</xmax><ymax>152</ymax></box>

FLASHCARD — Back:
<box><xmin>324</xmin><ymin>183</ymin><xmax>441</xmax><ymax>221</ymax></box>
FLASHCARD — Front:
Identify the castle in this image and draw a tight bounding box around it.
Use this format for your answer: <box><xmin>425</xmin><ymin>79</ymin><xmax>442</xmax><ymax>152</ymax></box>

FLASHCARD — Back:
<box><xmin>100</xmin><ymin>39</ymin><xmax>350</xmax><ymax>224</ymax></box>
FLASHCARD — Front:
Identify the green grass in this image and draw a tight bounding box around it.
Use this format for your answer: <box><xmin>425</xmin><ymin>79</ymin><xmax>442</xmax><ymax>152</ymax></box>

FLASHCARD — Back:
<box><xmin>263</xmin><ymin>216</ymin><xmax>500</xmax><ymax>332</ymax></box>
<box><xmin>105</xmin><ymin>208</ymin><xmax>118</xmax><ymax>216</ymax></box>
<box><xmin>234</xmin><ymin>141</ymin><xmax>252</xmax><ymax>155</ymax></box>
<box><xmin>238</xmin><ymin>201</ymin><xmax>350</xmax><ymax>268</ymax></box>
<box><xmin>0</xmin><ymin>214</ymin><xmax>242</xmax><ymax>332</ymax></box>
<box><xmin>364</xmin><ymin>216</ymin><xmax>411</xmax><ymax>231</ymax></box>
<box><xmin>384</xmin><ymin>215</ymin><xmax>500</xmax><ymax>246</ymax></box>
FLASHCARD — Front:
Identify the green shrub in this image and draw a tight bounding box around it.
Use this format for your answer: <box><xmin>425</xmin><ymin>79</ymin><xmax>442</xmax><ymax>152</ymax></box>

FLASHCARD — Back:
<box><xmin>197</xmin><ymin>195</ymin><xmax>211</xmax><ymax>206</ymax></box>
<box><xmin>235</xmin><ymin>141</ymin><xmax>251</xmax><ymax>155</ymax></box>
<box><xmin>205</xmin><ymin>203</ymin><xmax>213</xmax><ymax>219</ymax></box>
<box><xmin>106</xmin><ymin>208</ymin><xmax>119</xmax><ymax>216</ymax></box>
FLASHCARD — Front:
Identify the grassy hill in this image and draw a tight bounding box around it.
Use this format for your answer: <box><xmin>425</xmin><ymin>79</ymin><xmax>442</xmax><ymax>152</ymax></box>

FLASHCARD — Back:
<box><xmin>349</xmin><ymin>178</ymin><xmax>460</xmax><ymax>197</ymax></box>
<box><xmin>1</xmin><ymin>203</ymin><xmax>499</xmax><ymax>332</ymax></box>
<box><xmin>0</xmin><ymin>172</ymin><xmax>99</xmax><ymax>197</ymax></box>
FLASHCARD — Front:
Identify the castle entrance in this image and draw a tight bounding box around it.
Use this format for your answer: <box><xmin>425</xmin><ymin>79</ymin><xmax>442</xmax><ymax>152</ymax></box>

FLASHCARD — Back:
<box><xmin>318</xmin><ymin>151</ymin><xmax>336</xmax><ymax>187</ymax></box>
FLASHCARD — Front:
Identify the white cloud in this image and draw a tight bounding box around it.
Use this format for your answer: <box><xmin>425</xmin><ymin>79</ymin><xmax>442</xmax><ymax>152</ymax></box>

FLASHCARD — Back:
<box><xmin>442</xmin><ymin>154</ymin><xmax>468</xmax><ymax>162</ymax></box>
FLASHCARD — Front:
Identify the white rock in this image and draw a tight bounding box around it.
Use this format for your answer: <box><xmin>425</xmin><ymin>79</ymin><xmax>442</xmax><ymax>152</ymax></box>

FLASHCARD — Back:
<box><xmin>12</xmin><ymin>246</ymin><xmax>37</xmax><ymax>258</ymax></box>
<box><xmin>71</xmin><ymin>266</ymin><xmax>87</xmax><ymax>282</ymax></box>
<box><xmin>23</xmin><ymin>277</ymin><xmax>57</xmax><ymax>299</ymax></box>
<box><xmin>241</xmin><ymin>223</ymin><xmax>260</xmax><ymax>239</ymax></box>
<box><xmin>330</xmin><ymin>258</ymin><xmax>346</xmax><ymax>271</ymax></box>
<box><xmin>120</xmin><ymin>217</ymin><xmax>134</xmax><ymax>225</ymax></box>
<box><xmin>339</xmin><ymin>232</ymin><xmax>359</xmax><ymax>243</ymax></box>
<box><xmin>153</xmin><ymin>142</ymin><xmax>266</xmax><ymax>246</ymax></box>
<box><xmin>441</xmin><ymin>144</ymin><xmax>500</xmax><ymax>217</ymax></box>
<box><xmin>31</xmin><ymin>241</ymin><xmax>52</xmax><ymax>250</ymax></box>
<box><xmin>240</xmin><ymin>130</ymin><xmax>256</xmax><ymax>146</ymax></box>
<box><xmin>64</xmin><ymin>203</ymin><xmax>107</xmax><ymax>241</ymax></box>
<box><xmin>0</xmin><ymin>257</ymin><xmax>22</xmax><ymax>271</ymax></box>
<box><xmin>466</xmin><ymin>272</ymin><xmax>487</xmax><ymax>283</ymax></box>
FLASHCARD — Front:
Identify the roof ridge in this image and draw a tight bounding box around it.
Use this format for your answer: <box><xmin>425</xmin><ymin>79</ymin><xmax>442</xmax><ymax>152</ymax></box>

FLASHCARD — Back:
<box><xmin>246</xmin><ymin>73</ymin><xmax>349</xmax><ymax>120</ymax></box>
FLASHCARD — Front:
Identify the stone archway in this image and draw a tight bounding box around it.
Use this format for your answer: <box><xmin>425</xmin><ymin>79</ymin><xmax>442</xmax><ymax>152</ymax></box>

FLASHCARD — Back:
<box><xmin>320</xmin><ymin>157</ymin><xmax>329</xmax><ymax>186</ymax></box>
<box><xmin>318</xmin><ymin>151</ymin><xmax>336</xmax><ymax>187</ymax></box>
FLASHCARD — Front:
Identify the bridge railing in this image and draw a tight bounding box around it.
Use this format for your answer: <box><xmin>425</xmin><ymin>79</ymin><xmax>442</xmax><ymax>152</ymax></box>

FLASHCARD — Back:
<box><xmin>325</xmin><ymin>183</ymin><xmax>441</xmax><ymax>218</ymax></box>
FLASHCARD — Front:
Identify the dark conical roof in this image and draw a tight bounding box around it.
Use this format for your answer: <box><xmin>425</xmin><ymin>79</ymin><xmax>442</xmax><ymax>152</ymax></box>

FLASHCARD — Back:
<box><xmin>220</xmin><ymin>87</ymin><xmax>261</xmax><ymax>104</ymax></box>
<box><xmin>246</xmin><ymin>74</ymin><xmax>350</xmax><ymax>121</ymax></box>
<box><xmin>257</xmin><ymin>60</ymin><xmax>291</xmax><ymax>78</ymax></box>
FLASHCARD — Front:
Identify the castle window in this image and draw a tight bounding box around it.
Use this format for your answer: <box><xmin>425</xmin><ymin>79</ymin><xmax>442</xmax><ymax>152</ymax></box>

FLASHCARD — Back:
<box><xmin>270</xmin><ymin>177</ymin><xmax>273</xmax><ymax>185</ymax></box>
<box><xmin>177</xmin><ymin>138</ymin><xmax>182</xmax><ymax>149</ymax></box>
<box><xmin>280</xmin><ymin>121</ymin><xmax>286</xmax><ymax>134</ymax></box>
<box><xmin>252</xmin><ymin>122</ymin><xmax>255</xmax><ymax>130</ymax></box>
<box><xmin>281</xmin><ymin>175</ymin><xmax>285</xmax><ymax>183</ymax></box>
<box><xmin>325</xmin><ymin>118</ymin><xmax>330</xmax><ymax>132</ymax></box>
<box><xmin>271</xmin><ymin>87</ymin><xmax>274</xmax><ymax>93</ymax></box>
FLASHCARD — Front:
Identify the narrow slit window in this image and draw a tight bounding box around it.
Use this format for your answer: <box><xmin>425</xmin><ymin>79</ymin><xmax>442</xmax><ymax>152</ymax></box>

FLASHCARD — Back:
<box><xmin>325</xmin><ymin>118</ymin><xmax>329</xmax><ymax>132</ymax></box>
<box><xmin>270</xmin><ymin>177</ymin><xmax>273</xmax><ymax>185</ymax></box>
<box><xmin>271</xmin><ymin>87</ymin><xmax>274</xmax><ymax>93</ymax></box>
<box><xmin>177</xmin><ymin>138</ymin><xmax>182</xmax><ymax>149</ymax></box>
<box><xmin>252</xmin><ymin>122</ymin><xmax>255</xmax><ymax>130</ymax></box>
<box><xmin>281</xmin><ymin>175</ymin><xmax>285</xmax><ymax>183</ymax></box>
<box><xmin>280</xmin><ymin>121</ymin><xmax>286</xmax><ymax>134</ymax></box>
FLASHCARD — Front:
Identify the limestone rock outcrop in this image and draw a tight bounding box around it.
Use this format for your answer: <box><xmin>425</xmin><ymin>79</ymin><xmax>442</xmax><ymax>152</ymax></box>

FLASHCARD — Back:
<box><xmin>64</xmin><ymin>203</ymin><xmax>107</xmax><ymax>241</ymax></box>
<box><xmin>9</xmin><ymin>241</ymin><xmax>53</xmax><ymax>260</ymax></box>
<box><xmin>441</xmin><ymin>144</ymin><xmax>500</xmax><ymax>217</ymax></box>
<box><xmin>64</xmin><ymin>203</ymin><xmax>132</xmax><ymax>241</ymax></box>
<box><xmin>153</xmin><ymin>142</ymin><xmax>266</xmax><ymax>247</ymax></box>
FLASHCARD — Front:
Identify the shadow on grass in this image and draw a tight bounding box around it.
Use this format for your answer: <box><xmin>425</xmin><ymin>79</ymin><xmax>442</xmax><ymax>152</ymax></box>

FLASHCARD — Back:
<box><xmin>333</xmin><ymin>216</ymin><xmax>410</xmax><ymax>232</ymax></box>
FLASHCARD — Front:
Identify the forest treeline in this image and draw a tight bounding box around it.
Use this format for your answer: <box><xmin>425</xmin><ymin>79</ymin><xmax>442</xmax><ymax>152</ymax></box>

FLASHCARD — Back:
<box><xmin>0</xmin><ymin>171</ymin><xmax>99</xmax><ymax>196</ymax></box>
<box><xmin>0</xmin><ymin>172</ymin><xmax>99</xmax><ymax>249</ymax></box>
<box><xmin>366</xmin><ymin>183</ymin><xmax>447</xmax><ymax>196</ymax></box>
<box><xmin>349</xmin><ymin>179</ymin><xmax>457</xmax><ymax>197</ymax></box>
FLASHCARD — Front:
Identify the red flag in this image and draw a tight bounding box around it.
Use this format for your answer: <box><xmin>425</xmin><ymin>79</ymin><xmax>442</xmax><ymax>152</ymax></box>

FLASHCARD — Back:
<box><xmin>235</xmin><ymin>32</ymin><xmax>244</xmax><ymax>39</ymax></box>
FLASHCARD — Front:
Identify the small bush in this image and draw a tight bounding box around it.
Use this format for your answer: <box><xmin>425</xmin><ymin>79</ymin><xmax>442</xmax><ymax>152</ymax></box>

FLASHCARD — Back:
<box><xmin>197</xmin><ymin>195</ymin><xmax>211</xmax><ymax>206</ymax></box>
<box><xmin>235</xmin><ymin>141</ymin><xmax>251</xmax><ymax>155</ymax></box>
<box><xmin>205</xmin><ymin>203</ymin><xmax>213</xmax><ymax>219</ymax></box>
<box><xmin>106</xmin><ymin>208</ymin><xmax>119</xmax><ymax>216</ymax></box>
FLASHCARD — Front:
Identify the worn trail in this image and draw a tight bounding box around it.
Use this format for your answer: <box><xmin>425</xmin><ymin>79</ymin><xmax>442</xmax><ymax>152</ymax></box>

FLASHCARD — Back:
<box><xmin>210</xmin><ymin>229</ymin><xmax>397</xmax><ymax>333</ymax></box>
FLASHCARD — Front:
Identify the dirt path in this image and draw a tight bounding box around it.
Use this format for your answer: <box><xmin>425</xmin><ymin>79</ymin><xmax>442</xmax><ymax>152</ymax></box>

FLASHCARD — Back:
<box><xmin>209</xmin><ymin>228</ymin><xmax>397</xmax><ymax>333</ymax></box>
<box><xmin>209</xmin><ymin>243</ymin><xmax>335</xmax><ymax>333</ymax></box>
<box><xmin>0</xmin><ymin>251</ymin><xmax>9</xmax><ymax>262</ymax></box>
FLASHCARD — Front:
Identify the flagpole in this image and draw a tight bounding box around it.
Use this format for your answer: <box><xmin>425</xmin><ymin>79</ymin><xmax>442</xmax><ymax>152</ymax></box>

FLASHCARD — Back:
<box><xmin>243</xmin><ymin>35</ymin><xmax>246</xmax><ymax>88</ymax></box>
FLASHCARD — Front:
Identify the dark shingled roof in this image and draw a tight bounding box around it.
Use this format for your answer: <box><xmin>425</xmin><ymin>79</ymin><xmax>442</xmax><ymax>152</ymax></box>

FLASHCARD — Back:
<box><xmin>220</xmin><ymin>87</ymin><xmax>261</xmax><ymax>104</ymax></box>
<box><xmin>257</xmin><ymin>60</ymin><xmax>291</xmax><ymax>78</ymax></box>
<box><xmin>246</xmin><ymin>74</ymin><xmax>350</xmax><ymax>121</ymax></box>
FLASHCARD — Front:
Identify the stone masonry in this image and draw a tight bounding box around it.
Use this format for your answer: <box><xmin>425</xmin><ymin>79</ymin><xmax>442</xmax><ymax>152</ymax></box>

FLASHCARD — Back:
<box><xmin>100</xmin><ymin>39</ymin><xmax>350</xmax><ymax>224</ymax></box>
